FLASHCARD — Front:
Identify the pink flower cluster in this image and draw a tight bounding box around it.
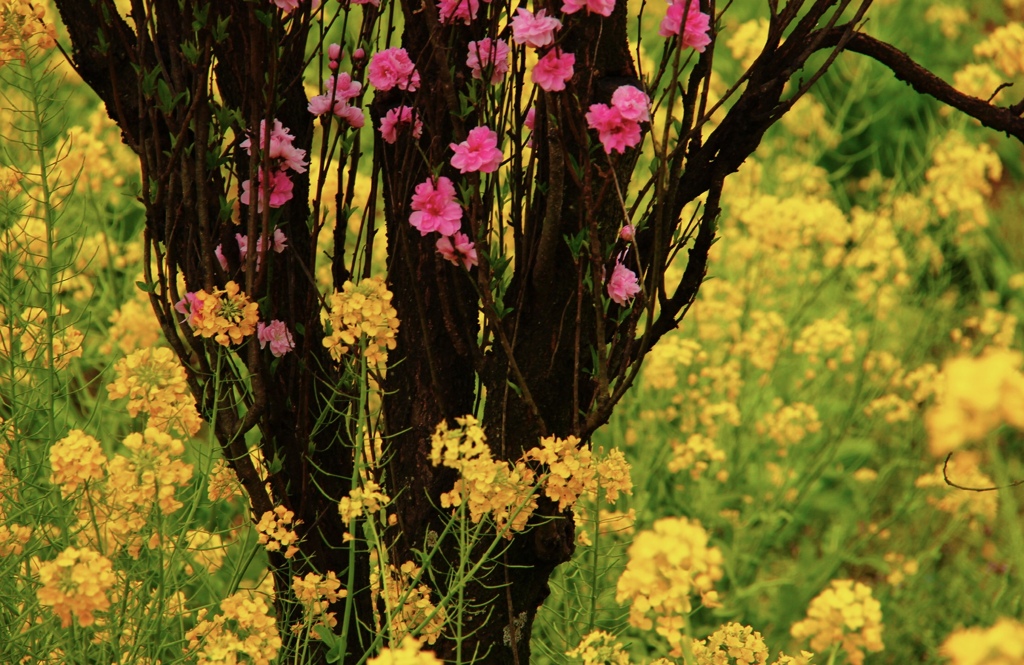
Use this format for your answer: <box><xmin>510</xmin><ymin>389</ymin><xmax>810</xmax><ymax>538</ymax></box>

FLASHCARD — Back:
<box><xmin>271</xmin><ymin>0</ymin><xmax>321</xmax><ymax>12</ymax></box>
<box><xmin>659</xmin><ymin>0</ymin><xmax>712</xmax><ymax>51</ymax></box>
<box><xmin>436</xmin><ymin>232</ymin><xmax>478</xmax><ymax>269</ymax></box>
<box><xmin>562</xmin><ymin>0</ymin><xmax>615</xmax><ymax>16</ymax></box>
<box><xmin>450</xmin><ymin>126</ymin><xmax>503</xmax><ymax>174</ymax></box>
<box><xmin>438</xmin><ymin>0</ymin><xmax>480</xmax><ymax>25</ymax></box>
<box><xmin>308</xmin><ymin>73</ymin><xmax>365</xmax><ymax>128</ymax></box>
<box><xmin>239</xmin><ymin>120</ymin><xmax>307</xmax><ymax>211</ymax></box>
<box><xmin>408</xmin><ymin>177</ymin><xmax>478</xmax><ymax>270</ymax></box>
<box><xmin>409</xmin><ymin>176</ymin><xmax>463</xmax><ymax>236</ymax></box>
<box><xmin>511</xmin><ymin>8</ymin><xmax>562</xmax><ymax>48</ymax></box>
<box><xmin>466</xmin><ymin>39</ymin><xmax>510</xmax><ymax>84</ymax></box>
<box><xmin>585</xmin><ymin>85</ymin><xmax>651</xmax><ymax>154</ymax></box>
<box><xmin>607</xmin><ymin>259</ymin><xmax>641</xmax><ymax>305</ymax></box>
<box><xmin>216</xmin><ymin>228</ymin><xmax>288</xmax><ymax>272</ymax></box>
<box><xmin>379</xmin><ymin>106</ymin><xmax>424</xmax><ymax>144</ymax></box>
<box><xmin>258</xmin><ymin>319</ymin><xmax>295</xmax><ymax>357</ymax></box>
<box><xmin>368</xmin><ymin>48</ymin><xmax>420</xmax><ymax>92</ymax></box>
<box><xmin>532</xmin><ymin>48</ymin><xmax>575</xmax><ymax>92</ymax></box>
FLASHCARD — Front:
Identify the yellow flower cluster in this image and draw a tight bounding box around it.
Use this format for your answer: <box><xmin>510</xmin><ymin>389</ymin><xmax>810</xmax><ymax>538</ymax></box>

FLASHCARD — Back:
<box><xmin>368</xmin><ymin>638</ymin><xmax>444</xmax><ymax>665</ymax></box>
<box><xmin>190</xmin><ymin>281</ymin><xmax>260</xmax><ymax>346</ymax></box>
<box><xmin>35</xmin><ymin>546</ymin><xmax>115</xmax><ymax>627</ymax></box>
<box><xmin>338</xmin><ymin>479</ymin><xmax>391</xmax><ymax>526</ymax></box>
<box><xmin>924</xmin><ymin>4</ymin><xmax>970</xmax><ymax>38</ymax></box>
<box><xmin>0</xmin><ymin>0</ymin><xmax>58</xmax><ymax>65</ymax></box>
<box><xmin>371</xmin><ymin>560</ymin><xmax>447</xmax><ymax>646</ymax></box>
<box><xmin>668</xmin><ymin>433</ymin><xmax>727</xmax><ymax>480</ymax></box>
<box><xmin>106</xmin><ymin>346</ymin><xmax>203</xmax><ymax>436</ymax></box>
<box><xmin>119</xmin><ymin>427</ymin><xmax>195</xmax><ymax>514</ymax></box>
<box><xmin>430</xmin><ymin>417</ymin><xmax>633</xmax><ymax>536</ymax></box>
<box><xmin>616</xmin><ymin>516</ymin><xmax>724</xmax><ymax>634</ymax></box>
<box><xmin>292</xmin><ymin>571</ymin><xmax>346</xmax><ymax>634</ymax></box>
<box><xmin>974</xmin><ymin>22</ymin><xmax>1024</xmax><ymax>77</ymax></box>
<box><xmin>732</xmin><ymin>311</ymin><xmax>787</xmax><ymax>371</ymax></box>
<box><xmin>756</xmin><ymin>401</ymin><xmax>822</xmax><ymax>453</ymax></box>
<box><xmin>951</xmin><ymin>64</ymin><xmax>1006</xmax><ymax>106</ymax></box>
<box><xmin>184</xmin><ymin>529</ymin><xmax>229</xmax><ymax>575</ymax></box>
<box><xmin>566</xmin><ymin>629</ymin><xmax>631</xmax><ymax>664</ymax></box>
<box><xmin>781</xmin><ymin>96</ymin><xmax>841</xmax><ymax>151</ymax></box>
<box><xmin>100</xmin><ymin>291</ymin><xmax>162</xmax><ymax>355</ymax></box>
<box><xmin>925</xmin><ymin>350</ymin><xmax>1024</xmax><ymax>457</ymax></box>
<box><xmin>954</xmin><ymin>307</ymin><xmax>1018</xmax><ymax>351</ymax></box>
<box><xmin>15</xmin><ymin>306</ymin><xmax>84</xmax><ymax>370</ymax></box>
<box><xmin>915</xmin><ymin>451</ymin><xmax>998</xmax><ymax>524</ymax></box>
<box><xmin>185</xmin><ymin>591</ymin><xmax>282</xmax><ymax>665</ymax></box>
<box><xmin>525</xmin><ymin>434</ymin><xmax>595</xmax><ymax>511</ymax></box>
<box><xmin>792</xmin><ymin>317</ymin><xmax>856</xmax><ymax>369</ymax></box>
<box><xmin>642</xmin><ymin>336</ymin><xmax>703</xmax><ymax>390</ymax></box>
<box><xmin>256</xmin><ymin>505</ymin><xmax>302</xmax><ymax>558</ymax></box>
<box><xmin>790</xmin><ymin>579</ymin><xmax>884</xmax><ymax>665</ymax></box>
<box><xmin>882</xmin><ymin>552</ymin><xmax>919</xmax><ymax>587</ymax></box>
<box><xmin>692</xmin><ymin>622</ymin><xmax>808</xmax><ymax>665</ymax></box>
<box><xmin>925</xmin><ymin>131</ymin><xmax>1002</xmax><ymax>235</ymax></box>
<box><xmin>0</xmin><ymin>217</ymin><xmax>50</xmax><ymax>276</ymax></box>
<box><xmin>430</xmin><ymin>415</ymin><xmax>538</xmax><ymax>535</ymax></box>
<box><xmin>941</xmin><ymin>617</ymin><xmax>1024</xmax><ymax>665</ymax></box>
<box><xmin>207</xmin><ymin>458</ymin><xmax>243</xmax><ymax>502</ymax></box>
<box><xmin>725</xmin><ymin>18</ymin><xmax>769</xmax><ymax>70</ymax></box>
<box><xmin>323</xmin><ymin>276</ymin><xmax>400</xmax><ymax>367</ymax></box>
<box><xmin>49</xmin><ymin>429</ymin><xmax>107</xmax><ymax>497</ymax></box>
<box><xmin>72</xmin><ymin>428</ymin><xmax>193</xmax><ymax>556</ymax></box>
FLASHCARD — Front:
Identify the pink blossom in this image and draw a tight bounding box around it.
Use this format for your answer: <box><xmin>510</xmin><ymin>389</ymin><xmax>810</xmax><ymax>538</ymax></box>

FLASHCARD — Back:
<box><xmin>337</xmin><ymin>105</ymin><xmax>366</xmax><ymax>128</ymax></box>
<box><xmin>174</xmin><ymin>292</ymin><xmax>203</xmax><ymax>327</ymax></box>
<box><xmin>607</xmin><ymin>260</ymin><xmax>641</xmax><ymax>305</ymax></box>
<box><xmin>379</xmin><ymin>106</ymin><xmax>424</xmax><ymax>144</ymax></box>
<box><xmin>308</xmin><ymin>74</ymin><xmax>363</xmax><ymax>120</ymax></box>
<box><xmin>438</xmin><ymin>0</ymin><xmax>479</xmax><ymax>24</ymax></box>
<box><xmin>511</xmin><ymin>8</ymin><xmax>562</xmax><ymax>48</ymax></box>
<box><xmin>531</xmin><ymin>48</ymin><xmax>575</xmax><ymax>92</ymax></box>
<box><xmin>562</xmin><ymin>0</ymin><xmax>615</xmax><ymax>16</ymax></box>
<box><xmin>258</xmin><ymin>320</ymin><xmax>295</xmax><ymax>357</ymax></box>
<box><xmin>328</xmin><ymin>43</ymin><xmax>342</xmax><ymax>60</ymax></box>
<box><xmin>241</xmin><ymin>119</ymin><xmax>308</xmax><ymax>173</ymax></box>
<box><xmin>272</xmin><ymin>0</ymin><xmax>300</xmax><ymax>11</ymax></box>
<box><xmin>436</xmin><ymin>232</ymin><xmax>478</xmax><ymax>269</ymax></box>
<box><xmin>450</xmin><ymin>126</ymin><xmax>503</xmax><ymax>174</ymax></box>
<box><xmin>585</xmin><ymin>103</ymin><xmax>642</xmax><ymax>154</ymax></box>
<box><xmin>368</xmin><ymin>48</ymin><xmax>420</xmax><ymax>92</ymax></box>
<box><xmin>466</xmin><ymin>39</ymin><xmax>510</xmax><ymax>84</ymax></box>
<box><xmin>620</xmin><ymin>224</ymin><xmax>635</xmax><ymax>242</ymax></box>
<box><xmin>611</xmin><ymin>85</ymin><xmax>651</xmax><ymax>121</ymax></box>
<box><xmin>236</xmin><ymin>228</ymin><xmax>289</xmax><ymax>271</ymax></box>
<box><xmin>659</xmin><ymin>0</ymin><xmax>712</xmax><ymax>52</ymax></box>
<box><xmin>524</xmin><ymin>107</ymin><xmax>536</xmax><ymax>132</ymax></box>
<box><xmin>272</xmin><ymin>228</ymin><xmax>288</xmax><ymax>252</ymax></box>
<box><xmin>240</xmin><ymin>169</ymin><xmax>295</xmax><ymax>211</ymax></box>
<box><xmin>353</xmin><ymin>48</ymin><xmax>365</xmax><ymax>60</ymax></box>
<box><xmin>351</xmin><ymin>0</ymin><xmax>380</xmax><ymax>5</ymax></box>
<box><xmin>215</xmin><ymin>244</ymin><xmax>228</xmax><ymax>271</ymax></box>
<box><xmin>409</xmin><ymin>176</ymin><xmax>463</xmax><ymax>236</ymax></box>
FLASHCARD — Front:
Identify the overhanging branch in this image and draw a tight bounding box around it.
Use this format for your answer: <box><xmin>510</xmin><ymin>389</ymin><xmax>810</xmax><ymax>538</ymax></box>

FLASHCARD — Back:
<box><xmin>825</xmin><ymin>30</ymin><xmax>1024</xmax><ymax>141</ymax></box>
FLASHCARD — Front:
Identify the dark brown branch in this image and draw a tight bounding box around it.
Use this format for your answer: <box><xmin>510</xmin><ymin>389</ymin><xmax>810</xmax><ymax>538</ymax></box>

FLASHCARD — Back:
<box><xmin>830</xmin><ymin>30</ymin><xmax>1024</xmax><ymax>141</ymax></box>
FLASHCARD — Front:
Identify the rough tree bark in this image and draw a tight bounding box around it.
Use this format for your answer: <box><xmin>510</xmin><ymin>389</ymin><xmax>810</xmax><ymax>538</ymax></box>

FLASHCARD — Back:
<box><xmin>51</xmin><ymin>0</ymin><xmax>1024</xmax><ymax>663</ymax></box>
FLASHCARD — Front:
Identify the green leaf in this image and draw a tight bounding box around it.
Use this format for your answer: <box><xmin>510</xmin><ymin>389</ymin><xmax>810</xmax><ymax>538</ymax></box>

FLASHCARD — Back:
<box><xmin>135</xmin><ymin>280</ymin><xmax>155</xmax><ymax>294</ymax></box>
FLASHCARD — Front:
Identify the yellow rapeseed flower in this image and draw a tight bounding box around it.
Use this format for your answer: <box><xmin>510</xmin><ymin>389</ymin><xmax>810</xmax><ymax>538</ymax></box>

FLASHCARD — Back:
<box><xmin>323</xmin><ymin>276</ymin><xmax>400</xmax><ymax>368</ymax></box>
<box><xmin>107</xmin><ymin>347</ymin><xmax>203</xmax><ymax>436</ymax></box>
<box><xmin>35</xmin><ymin>546</ymin><xmax>116</xmax><ymax>627</ymax></box>
<box><xmin>185</xmin><ymin>591</ymin><xmax>282</xmax><ymax>665</ymax></box>
<box><xmin>616</xmin><ymin>516</ymin><xmax>724</xmax><ymax>634</ymax></box>
<box><xmin>369</xmin><ymin>637</ymin><xmax>444</xmax><ymax>665</ymax></box>
<box><xmin>790</xmin><ymin>579</ymin><xmax>884</xmax><ymax>665</ymax></box>
<box><xmin>941</xmin><ymin>617</ymin><xmax>1024</xmax><ymax>665</ymax></box>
